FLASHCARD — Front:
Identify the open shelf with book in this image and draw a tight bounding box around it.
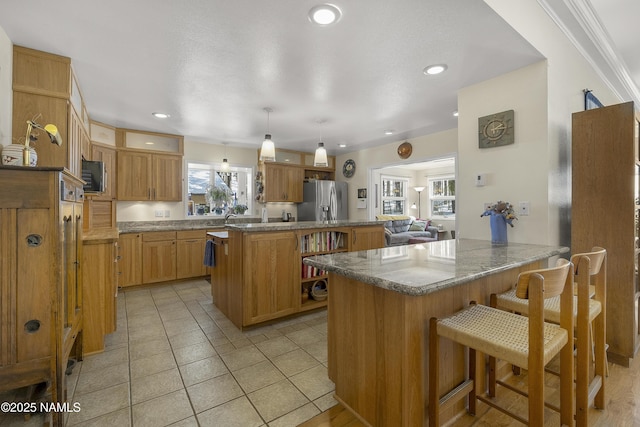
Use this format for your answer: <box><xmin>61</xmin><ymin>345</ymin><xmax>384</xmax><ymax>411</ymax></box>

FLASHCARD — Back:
<box><xmin>299</xmin><ymin>228</ymin><xmax>348</xmax><ymax>311</ymax></box>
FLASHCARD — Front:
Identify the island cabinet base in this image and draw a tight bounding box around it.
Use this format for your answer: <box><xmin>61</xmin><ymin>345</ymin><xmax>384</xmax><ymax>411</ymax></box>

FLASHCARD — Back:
<box><xmin>327</xmin><ymin>261</ymin><xmax>542</xmax><ymax>427</ymax></box>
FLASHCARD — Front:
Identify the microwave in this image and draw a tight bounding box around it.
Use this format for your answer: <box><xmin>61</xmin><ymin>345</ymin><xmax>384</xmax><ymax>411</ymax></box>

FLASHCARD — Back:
<box><xmin>81</xmin><ymin>160</ymin><xmax>106</xmax><ymax>193</ymax></box>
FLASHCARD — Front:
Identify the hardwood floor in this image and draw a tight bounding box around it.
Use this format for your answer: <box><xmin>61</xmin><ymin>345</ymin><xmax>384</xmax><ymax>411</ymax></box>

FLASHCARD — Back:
<box><xmin>301</xmin><ymin>353</ymin><xmax>640</xmax><ymax>426</ymax></box>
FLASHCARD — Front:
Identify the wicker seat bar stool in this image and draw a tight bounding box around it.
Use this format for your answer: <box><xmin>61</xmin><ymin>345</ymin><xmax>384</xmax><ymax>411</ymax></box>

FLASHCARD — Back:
<box><xmin>428</xmin><ymin>259</ymin><xmax>574</xmax><ymax>426</ymax></box>
<box><xmin>491</xmin><ymin>247</ymin><xmax>606</xmax><ymax>426</ymax></box>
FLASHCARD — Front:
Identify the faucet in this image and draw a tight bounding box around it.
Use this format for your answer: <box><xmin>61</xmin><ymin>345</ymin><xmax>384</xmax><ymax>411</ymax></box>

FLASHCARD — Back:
<box><xmin>225</xmin><ymin>212</ymin><xmax>237</xmax><ymax>221</ymax></box>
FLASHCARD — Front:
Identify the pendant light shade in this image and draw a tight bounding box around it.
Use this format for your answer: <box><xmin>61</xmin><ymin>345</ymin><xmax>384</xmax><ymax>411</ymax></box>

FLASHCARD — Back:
<box><xmin>259</xmin><ymin>108</ymin><xmax>276</xmax><ymax>162</ymax></box>
<box><xmin>221</xmin><ymin>158</ymin><xmax>230</xmax><ymax>171</ymax></box>
<box><xmin>313</xmin><ymin>142</ymin><xmax>328</xmax><ymax>167</ymax></box>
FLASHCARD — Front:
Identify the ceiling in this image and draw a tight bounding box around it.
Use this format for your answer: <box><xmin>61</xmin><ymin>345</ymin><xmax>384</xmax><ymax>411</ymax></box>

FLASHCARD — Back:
<box><xmin>0</xmin><ymin>1</ymin><xmax>636</xmax><ymax>155</ymax></box>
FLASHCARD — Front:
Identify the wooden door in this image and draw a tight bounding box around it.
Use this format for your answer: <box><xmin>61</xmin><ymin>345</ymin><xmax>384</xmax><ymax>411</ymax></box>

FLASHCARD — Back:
<box><xmin>118</xmin><ymin>233</ymin><xmax>142</xmax><ymax>287</ymax></box>
<box><xmin>117</xmin><ymin>151</ymin><xmax>152</xmax><ymax>200</ymax></box>
<box><xmin>142</xmin><ymin>240</ymin><xmax>177</xmax><ymax>284</ymax></box>
<box><xmin>153</xmin><ymin>154</ymin><xmax>182</xmax><ymax>201</ymax></box>
<box><xmin>350</xmin><ymin>226</ymin><xmax>386</xmax><ymax>251</ymax></box>
<box><xmin>177</xmin><ymin>235</ymin><xmax>207</xmax><ymax>279</ymax></box>
<box><xmin>243</xmin><ymin>231</ymin><xmax>298</xmax><ymax>325</ymax></box>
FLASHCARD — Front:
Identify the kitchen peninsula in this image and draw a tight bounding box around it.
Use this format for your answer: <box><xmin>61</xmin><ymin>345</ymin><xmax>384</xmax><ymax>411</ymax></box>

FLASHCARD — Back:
<box><xmin>303</xmin><ymin>239</ymin><xmax>569</xmax><ymax>426</ymax></box>
<box><xmin>213</xmin><ymin>220</ymin><xmax>385</xmax><ymax>328</ymax></box>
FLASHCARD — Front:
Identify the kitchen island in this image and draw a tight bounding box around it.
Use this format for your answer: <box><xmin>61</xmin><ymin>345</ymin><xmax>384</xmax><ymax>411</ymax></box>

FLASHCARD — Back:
<box><xmin>303</xmin><ymin>239</ymin><xmax>569</xmax><ymax>426</ymax></box>
<box><xmin>213</xmin><ymin>220</ymin><xmax>385</xmax><ymax>328</ymax></box>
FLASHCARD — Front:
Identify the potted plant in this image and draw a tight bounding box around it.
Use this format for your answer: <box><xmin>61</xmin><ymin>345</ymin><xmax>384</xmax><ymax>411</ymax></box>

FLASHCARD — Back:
<box><xmin>233</xmin><ymin>204</ymin><xmax>248</xmax><ymax>215</ymax></box>
<box><xmin>207</xmin><ymin>185</ymin><xmax>232</xmax><ymax>214</ymax></box>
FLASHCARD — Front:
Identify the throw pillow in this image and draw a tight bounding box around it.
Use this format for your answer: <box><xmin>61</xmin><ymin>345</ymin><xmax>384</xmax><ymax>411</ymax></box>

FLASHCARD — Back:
<box><xmin>409</xmin><ymin>220</ymin><xmax>427</xmax><ymax>231</ymax></box>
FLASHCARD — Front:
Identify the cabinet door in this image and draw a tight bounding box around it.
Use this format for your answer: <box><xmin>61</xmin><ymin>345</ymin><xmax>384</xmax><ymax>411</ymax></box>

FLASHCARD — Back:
<box><xmin>118</xmin><ymin>233</ymin><xmax>142</xmax><ymax>287</ymax></box>
<box><xmin>142</xmin><ymin>240</ymin><xmax>177</xmax><ymax>284</ymax></box>
<box><xmin>350</xmin><ymin>226</ymin><xmax>386</xmax><ymax>251</ymax></box>
<box><xmin>177</xmin><ymin>237</ymin><xmax>207</xmax><ymax>279</ymax></box>
<box><xmin>263</xmin><ymin>164</ymin><xmax>304</xmax><ymax>202</ymax></box>
<box><xmin>91</xmin><ymin>144</ymin><xmax>117</xmax><ymax>200</ymax></box>
<box><xmin>286</xmin><ymin>167</ymin><xmax>304</xmax><ymax>202</ymax></box>
<box><xmin>117</xmin><ymin>151</ymin><xmax>152</xmax><ymax>200</ymax></box>
<box><xmin>243</xmin><ymin>231</ymin><xmax>298</xmax><ymax>325</ymax></box>
<box><xmin>153</xmin><ymin>154</ymin><xmax>182</xmax><ymax>201</ymax></box>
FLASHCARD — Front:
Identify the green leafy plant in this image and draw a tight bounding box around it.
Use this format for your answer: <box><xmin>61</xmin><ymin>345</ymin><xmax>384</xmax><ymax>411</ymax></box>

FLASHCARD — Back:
<box><xmin>207</xmin><ymin>185</ymin><xmax>232</xmax><ymax>207</ymax></box>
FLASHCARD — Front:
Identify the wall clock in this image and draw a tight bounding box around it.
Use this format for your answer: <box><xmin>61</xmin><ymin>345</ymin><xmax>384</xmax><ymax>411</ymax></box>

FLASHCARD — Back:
<box><xmin>397</xmin><ymin>141</ymin><xmax>412</xmax><ymax>159</ymax></box>
<box><xmin>478</xmin><ymin>109</ymin><xmax>514</xmax><ymax>148</ymax></box>
<box><xmin>343</xmin><ymin>159</ymin><xmax>356</xmax><ymax>178</ymax></box>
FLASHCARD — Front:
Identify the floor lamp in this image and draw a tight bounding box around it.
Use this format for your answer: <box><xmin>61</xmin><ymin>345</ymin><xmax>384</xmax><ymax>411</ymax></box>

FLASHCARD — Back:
<box><xmin>414</xmin><ymin>186</ymin><xmax>425</xmax><ymax>218</ymax></box>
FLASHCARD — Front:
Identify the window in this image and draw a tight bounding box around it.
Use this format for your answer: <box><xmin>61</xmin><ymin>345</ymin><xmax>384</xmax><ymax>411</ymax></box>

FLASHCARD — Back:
<box><xmin>428</xmin><ymin>176</ymin><xmax>455</xmax><ymax>219</ymax></box>
<box><xmin>381</xmin><ymin>176</ymin><xmax>408</xmax><ymax>215</ymax></box>
<box><xmin>187</xmin><ymin>162</ymin><xmax>253</xmax><ymax>216</ymax></box>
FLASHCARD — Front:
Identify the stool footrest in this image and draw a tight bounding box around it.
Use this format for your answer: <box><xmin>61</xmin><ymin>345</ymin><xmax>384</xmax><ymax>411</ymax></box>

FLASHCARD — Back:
<box><xmin>476</xmin><ymin>394</ymin><xmax>529</xmax><ymax>425</ymax></box>
<box><xmin>496</xmin><ymin>379</ymin><xmax>560</xmax><ymax>413</ymax></box>
<box><xmin>439</xmin><ymin>379</ymin><xmax>474</xmax><ymax>413</ymax></box>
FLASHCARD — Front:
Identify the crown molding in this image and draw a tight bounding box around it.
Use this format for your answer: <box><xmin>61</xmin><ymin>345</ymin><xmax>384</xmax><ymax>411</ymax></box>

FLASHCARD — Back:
<box><xmin>537</xmin><ymin>0</ymin><xmax>640</xmax><ymax>105</ymax></box>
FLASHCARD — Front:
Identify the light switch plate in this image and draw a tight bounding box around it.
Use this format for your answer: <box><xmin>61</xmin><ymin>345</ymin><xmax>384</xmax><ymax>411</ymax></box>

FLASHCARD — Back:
<box><xmin>519</xmin><ymin>201</ymin><xmax>530</xmax><ymax>216</ymax></box>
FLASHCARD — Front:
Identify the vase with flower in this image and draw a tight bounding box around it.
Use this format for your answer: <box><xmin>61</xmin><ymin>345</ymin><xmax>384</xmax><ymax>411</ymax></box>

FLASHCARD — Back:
<box><xmin>480</xmin><ymin>201</ymin><xmax>517</xmax><ymax>245</ymax></box>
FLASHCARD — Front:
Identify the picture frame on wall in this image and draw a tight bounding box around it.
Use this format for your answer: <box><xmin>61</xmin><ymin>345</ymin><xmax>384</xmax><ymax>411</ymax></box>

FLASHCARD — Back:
<box><xmin>584</xmin><ymin>89</ymin><xmax>604</xmax><ymax>110</ymax></box>
<box><xmin>357</xmin><ymin>188</ymin><xmax>367</xmax><ymax>199</ymax></box>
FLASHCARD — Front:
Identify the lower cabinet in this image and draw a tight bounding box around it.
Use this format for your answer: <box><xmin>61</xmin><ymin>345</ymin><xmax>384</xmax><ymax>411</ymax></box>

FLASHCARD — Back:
<box><xmin>142</xmin><ymin>232</ymin><xmax>177</xmax><ymax>284</ymax></box>
<box><xmin>177</xmin><ymin>230</ymin><xmax>207</xmax><ymax>279</ymax></box>
<box><xmin>350</xmin><ymin>226</ymin><xmax>386</xmax><ymax>251</ymax></box>
<box><xmin>241</xmin><ymin>231</ymin><xmax>299</xmax><ymax>325</ymax></box>
<box><xmin>118</xmin><ymin>233</ymin><xmax>142</xmax><ymax>287</ymax></box>
<box><xmin>82</xmin><ymin>238</ymin><xmax>117</xmax><ymax>355</ymax></box>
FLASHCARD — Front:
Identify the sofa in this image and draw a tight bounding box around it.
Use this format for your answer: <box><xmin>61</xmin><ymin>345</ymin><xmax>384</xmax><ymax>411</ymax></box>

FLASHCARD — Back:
<box><xmin>377</xmin><ymin>215</ymin><xmax>440</xmax><ymax>246</ymax></box>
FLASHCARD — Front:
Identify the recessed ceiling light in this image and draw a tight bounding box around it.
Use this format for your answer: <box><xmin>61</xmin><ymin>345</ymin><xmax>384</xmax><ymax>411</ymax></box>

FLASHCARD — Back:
<box><xmin>309</xmin><ymin>4</ymin><xmax>342</xmax><ymax>25</ymax></box>
<box><xmin>453</xmin><ymin>110</ymin><xmax>459</xmax><ymax>117</ymax></box>
<box><xmin>152</xmin><ymin>112</ymin><xmax>170</xmax><ymax>119</ymax></box>
<box><xmin>384</xmin><ymin>130</ymin><xmax>394</xmax><ymax>135</ymax></box>
<box><xmin>423</xmin><ymin>64</ymin><xmax>447</xmax><ymax>75</ymax></box>
<box><xmin>338</xmin><ymin>144</ymin><xmax>347</xmax><ymax>148</ymax></box>
<box><xmin>145</xmin><ymin>141</ymin><xmax>155</xmax><ymax>145</ymax></box>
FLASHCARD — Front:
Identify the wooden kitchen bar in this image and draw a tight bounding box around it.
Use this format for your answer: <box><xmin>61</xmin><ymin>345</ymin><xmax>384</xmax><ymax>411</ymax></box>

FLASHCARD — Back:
<box><xmin>211</xmin><ymin>220</ymin><xmax>385</xmax><ymax>329</ymax></box>
<box><xmin>304</xmin><ymin>239</ymin><xmax>569</xmax><ymax>426</ymax></box>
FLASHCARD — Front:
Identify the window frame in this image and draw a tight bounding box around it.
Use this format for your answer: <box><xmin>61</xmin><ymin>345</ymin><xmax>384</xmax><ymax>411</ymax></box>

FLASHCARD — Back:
<box><xmin>428</xmin><ymin>174</ymin><xmax>456</xmax><ymax>219</ymax></box>
<box><xmin>186</xmin><ymin>161</ymin><xmax>253</xmax><ymax>216</ymax></box>
<box><xmin>380</xmin><ymin>175</ymin><xmax>409</xmax><ymax>216</ymax></box>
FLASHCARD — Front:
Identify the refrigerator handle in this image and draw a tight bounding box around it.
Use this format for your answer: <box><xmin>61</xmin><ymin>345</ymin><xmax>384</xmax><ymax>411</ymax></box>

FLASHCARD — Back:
<box><xmin>330</xmin><ymin>185</ymin><xmax>337</xmax><ymax>220</ymax></box>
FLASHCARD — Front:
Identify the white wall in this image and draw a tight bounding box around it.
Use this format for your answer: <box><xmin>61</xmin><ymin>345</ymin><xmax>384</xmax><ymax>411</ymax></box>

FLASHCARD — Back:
<box><xmin>458</xmin><ymin>61</ymin><xmax>549</xmax><ymax>243</ymax></box>
<box><xmin>482</xmin><ymin>0</ymin><xmax>623</xmax><ymax>248</ymax></box>
<box><xmin>0</xmin><ymin>26</ymin><xmax>12</xmax><ymax>148</ymax></box>
<box><xmin>336</xmin><ymin>129</ymin><xmax>458</xmax><ymax>221</ymax></box>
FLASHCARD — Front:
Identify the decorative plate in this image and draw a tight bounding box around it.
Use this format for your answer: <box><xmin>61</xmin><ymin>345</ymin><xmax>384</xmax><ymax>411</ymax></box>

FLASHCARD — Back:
<box><xmin>342</xmin><ymin>159</ymin><xmax>356</xmax><ymax>178</ymax></box>
<box><xmin>397</xmin><ymin>141</ymin><xmax>412</xmax><ymax>159</ymax></box>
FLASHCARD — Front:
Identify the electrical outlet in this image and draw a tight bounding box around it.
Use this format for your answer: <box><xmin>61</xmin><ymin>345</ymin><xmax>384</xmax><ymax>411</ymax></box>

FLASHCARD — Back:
<box><xmin>154</xmin><ymin>210</ymin><xmax>163</xmax><ymax>217</ymax></box>
<box><xmin>519</xmin><ymin>201</ymin><xmax>530</xmax><ymax>216</ymax></box>
<box><xmin>164</xmin><ymin>210</ymin><xmax>171</xmax><ymax>217</ymax></box>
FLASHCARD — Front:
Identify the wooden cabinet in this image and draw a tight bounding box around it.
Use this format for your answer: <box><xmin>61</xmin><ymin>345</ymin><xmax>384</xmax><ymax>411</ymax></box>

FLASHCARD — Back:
<box><xmin>572</xmin><ymin>101</ymin><xmax>640</xmax><ymax>366</ymax></box>
<box><xmin>349</xmin><ymin>225</ymin><xmax>386</xmax><ymax>251</ymax></box>
<box><xmin>117</xmin><ymin>150</ymin><xmax>182</xmax><ymax>201</ymax></box>
<box><xmin>12</xmin><ymin>46</ymin><xmax>88</xmax><ymax>180</ymax></box>
<box><xmin>118</xmin><ymin>233</ymin><xmax>142</xmax><ymax>287</ymax></box>
<box><xmin>0</xmin><ymin>167</ymin><xmax>84</xmax><ymax>426</ymax></box>
<box><xmin>142</xmin><ymin>232</ymin><xmax>177</xmax><ymax>284</ymax></box>
<box><xmin>82</xmin><ymin>238</ymin><xmax>117</xmax><ymax>355</ymax></box>
<box><xmin>242</xmin><ymin>231</ymin><xmax>299</xmax><ymax>325</ymax></box>
<box><xmin>90</xmin><ymin>143</ymin><xmax>117</xmax><ymax>200</ymax></box>
<box><xmin>177</xmin><ymin>230</ymin><xmax>207</xmax><ymax>279</ymax></box>
<box><xmin>261</xmin><ymin>163</ymin><xmax>304</xmax><ymax>202</ymax></box>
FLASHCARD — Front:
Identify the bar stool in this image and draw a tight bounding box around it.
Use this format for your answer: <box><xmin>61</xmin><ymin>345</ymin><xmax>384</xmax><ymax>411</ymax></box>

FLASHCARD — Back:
<box><xmin>492</xmin><ymin>248</ymin><xmax>606</xmax><ymax>426</ymax></box>
<box><xmin>429</xmin><ymin>259</ymin><xmax>574</xmax><ymax>426</ymax></box>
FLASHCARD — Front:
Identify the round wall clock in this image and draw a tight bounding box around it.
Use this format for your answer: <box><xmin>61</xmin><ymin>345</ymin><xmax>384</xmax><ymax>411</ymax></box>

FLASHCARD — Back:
<box><xmin>397</xmin><ymin>141</ymin><xmax>412</xmax><ymax>159</ymax></box>
<box><xmin>478</xmin><ymin>109</ymin><xmax>515</xmax><ymax>148</ymax></box>
<box><xmin>342</xmin><ymin>159</ymin><xmax>356</xmax><ymax>178</ymax></box>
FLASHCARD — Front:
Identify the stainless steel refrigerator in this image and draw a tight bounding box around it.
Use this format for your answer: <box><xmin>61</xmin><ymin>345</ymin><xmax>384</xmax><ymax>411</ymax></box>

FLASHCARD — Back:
<box><xmin>298</xmin><ymin>181</ymin><xmax>348</xmax><ymax>221</ymax></box>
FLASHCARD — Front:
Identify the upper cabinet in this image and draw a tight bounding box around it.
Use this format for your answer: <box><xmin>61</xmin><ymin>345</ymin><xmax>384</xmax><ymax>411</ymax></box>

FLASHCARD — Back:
<box><xmin>12</xmin><ymin>46</ymin><xmax>90</xmax><ymax>178</ymax></box>
<box><xmin>116</xmin><ymin>129</ymin><xmax>184</xmax><ymax>202</ymax></box>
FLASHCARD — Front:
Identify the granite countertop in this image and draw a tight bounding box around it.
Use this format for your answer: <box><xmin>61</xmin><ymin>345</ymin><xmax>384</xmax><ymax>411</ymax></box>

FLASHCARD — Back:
<box><xmin>303</xmin><ymin>239</ymin><xmax>569</xmax><ymax>296</ymax></box>
<box><xmin>117</xmin><ymin>217</ymin><xmax>257</xmax><ymax>233</ymax></box>
<box><xmin>226</xmin><ymin>220</ymin><xmax>383</xmax><ymax>232</ymax></box>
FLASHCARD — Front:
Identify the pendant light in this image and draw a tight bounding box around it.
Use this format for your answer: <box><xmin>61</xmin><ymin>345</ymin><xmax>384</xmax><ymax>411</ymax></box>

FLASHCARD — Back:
<box><xmin>221</xmin><ymin>143</ymin><xmax>230</xmax><ymax>171</ymax></box>
<box><xmin>260</xmin><ymin>107</ymin><xmax>276</xmax><ymax>162</ymax></box>
<box><xmin>314</xmin><ymin>120</ymin><xmax>328</xmax><ymax>167</ymax></box>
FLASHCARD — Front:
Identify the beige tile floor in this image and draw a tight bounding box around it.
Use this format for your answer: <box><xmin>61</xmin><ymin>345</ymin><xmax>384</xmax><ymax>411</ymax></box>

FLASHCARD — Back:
<box><xmin>0</xmin><ymin>278</ymin><xmax>337</xmax><ymax>427</ymax></box>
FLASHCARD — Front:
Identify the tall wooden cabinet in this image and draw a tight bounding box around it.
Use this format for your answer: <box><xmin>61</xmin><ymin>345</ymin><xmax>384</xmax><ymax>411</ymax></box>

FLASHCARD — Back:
<box><xmin>12</xmin><ymin>46</ymin><xmax>90</xmax><ymax>179</ymax></box>
<box><xmin>0</xmin><ymin>167</ymin><xmax>84</xmax><ymax>425</ymax></box>
<box><xmin>572</xmin><ymin>101</ymin><xmax>640</xmax><ymax>366</ymax></box>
